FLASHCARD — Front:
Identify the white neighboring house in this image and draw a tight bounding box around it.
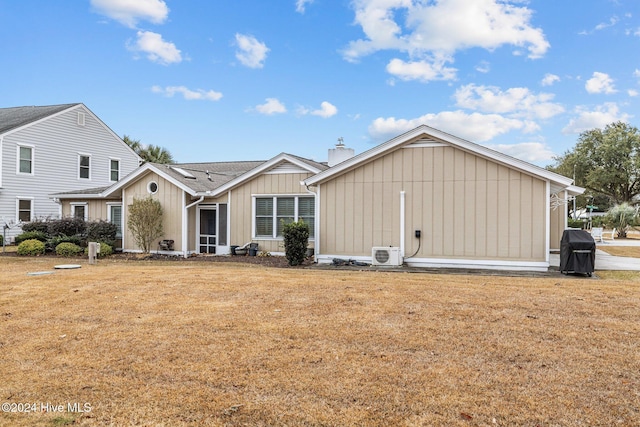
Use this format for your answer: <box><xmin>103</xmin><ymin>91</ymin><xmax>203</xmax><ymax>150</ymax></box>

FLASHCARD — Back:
<box><xmin>0</xmin><ymin>103</ymin><xmax>141</xmax><ymax>242</ymax></box>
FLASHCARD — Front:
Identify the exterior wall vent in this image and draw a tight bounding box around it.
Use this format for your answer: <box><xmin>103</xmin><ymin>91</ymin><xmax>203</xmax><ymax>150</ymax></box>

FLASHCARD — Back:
<box><xmin>77</xmin><ymin>112</ymin><xmax>85</xmax><ymax>126</ymax></box>
<box><xmin>371</xmin><ymin>247</ymin><xmax>402</xmax><ymax>266</ymax></box>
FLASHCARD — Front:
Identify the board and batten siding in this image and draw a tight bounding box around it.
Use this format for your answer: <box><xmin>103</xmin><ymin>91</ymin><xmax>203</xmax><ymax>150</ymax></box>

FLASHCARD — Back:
<box><xmin>229</xmin><ymin>172</ymin><xmax>315</xmax><ymax>253</ymax></box>
<box><xmin>0</xmin><ymin>105</ymin><xmax>139</xmax><ymax>241</ymax></box>
<box><xmin>122</xmin><ymin>172</ymin><xmax>183</xmax><ymax>252</ymax></box>
<box><xmin>320</xmin><ymin>145</ymin><xmax>548</xmax><ymax>262</ymax></box>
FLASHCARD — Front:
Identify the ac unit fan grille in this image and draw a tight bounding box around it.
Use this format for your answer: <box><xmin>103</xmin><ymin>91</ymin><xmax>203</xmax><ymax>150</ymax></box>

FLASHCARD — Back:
<box><xmin>374</xmin><ymin>250</ymin><xmax>390</xmax><ymax>264</ymax></box>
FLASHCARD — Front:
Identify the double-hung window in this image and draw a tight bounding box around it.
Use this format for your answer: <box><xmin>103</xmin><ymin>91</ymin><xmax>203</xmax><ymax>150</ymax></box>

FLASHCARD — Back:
<box><xmin>108</xmin><ymin>204</ymin><xmax>123</xmax><ymax>238</ymax></box>
<box><xmin>254</xmin><ymin>196</ymin><xmax>314</xmax><ymax>238</ymax></box>
<box><xmin>79</xmin><ymin>154</ymin><xmax>91</xmax><ymax>179</ymax></box>
<box><xmin>17</xmin><ymin>145</ymin><xmax>34</xmax><ymax>174</ymax></box>
<box><xmin>110</xmin><ymin>159</ymin><xmax>120</xmax><ymax>182</ymax></box>
<box><xmin>71</xmin><ymin>203</ymin><xmax>88</xmax><ymax>221</ymax></box>
<box><xmin>17</xmin><ymin>198</ymin><xmax>33</xmax><ymax>222</ymax></box>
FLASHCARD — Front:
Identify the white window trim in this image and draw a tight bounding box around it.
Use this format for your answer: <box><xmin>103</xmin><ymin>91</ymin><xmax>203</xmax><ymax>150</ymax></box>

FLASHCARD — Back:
<box><xmin>109</xmin><ymin>157</ymin><xmax>121</xmax><ymax>182</ymax></box>
<box><xmin>252</xmin><ymin>194</ymin><xmax>315</xmax><ymax>240</ymax></box>
<box><xmin>147</xmin><ymin>181</ymin><xmax>159</xmax><ymax>194</ymax></box>
<box><xmin>70</xmin><ymin>202</ymin><xmax>88</xmax><ymax>221</ymax></box>
<box><xmin>16</xmin><ymin>143</ymin><xmax>35</xmax><ymax>175</ymax></box>
<box><xmin>107</xmin><ymin>202</ymin><xmax>123</xmax><ymax>239</ymax></box>
<box><xmin>78</xmin><ymin>153</ymin><xmax>92</xmax><ymax>180</ymax></box>
<box><xmin>16</xmin><ymin>197</ymin><xmax>34</xmax><ymax>223</ymax></box>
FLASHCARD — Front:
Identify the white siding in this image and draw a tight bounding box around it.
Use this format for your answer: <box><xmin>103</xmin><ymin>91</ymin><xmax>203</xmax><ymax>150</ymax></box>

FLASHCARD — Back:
<box><xmin>0</xmin><ymin>105</ymin><xmax>140</xmax><ymax>241</ymax></box>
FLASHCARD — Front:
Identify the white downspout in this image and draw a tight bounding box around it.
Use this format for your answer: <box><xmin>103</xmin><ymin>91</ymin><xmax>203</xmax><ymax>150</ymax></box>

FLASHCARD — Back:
<box><xmin>400</xmin><ymin>191</ymin><xmax>406</xmax><ymax>259</ymax></box>
<box><xmin>545</xmin><ymin>181</ymin><xmax>551</xmax><ymax>265</ymax></box>
<box><xmin>183</xmin><ymin>194</ymin><xmax>204</xmax><ymax>258</ymax></box>
<box><xmin>302</xmin><ymin>180</ymin><xmax>319</xmax><ymax>262</ymax></box>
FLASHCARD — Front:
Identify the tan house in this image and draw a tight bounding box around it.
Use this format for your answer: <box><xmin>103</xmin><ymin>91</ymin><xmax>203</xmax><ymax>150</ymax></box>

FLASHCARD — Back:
<box><xmin>305</xmin><ymin>125</ymin><xmax>583</xmax><ymax>271</ymax></box>
<box><xmin>53</xmin><ymin>125</ymin><xmax>582</xmax><ymax>271</ymax></box>
<box><xmin>54</xmin><ymin>153</ymin><xmax>327</xmax><ymax>255</ymax></box>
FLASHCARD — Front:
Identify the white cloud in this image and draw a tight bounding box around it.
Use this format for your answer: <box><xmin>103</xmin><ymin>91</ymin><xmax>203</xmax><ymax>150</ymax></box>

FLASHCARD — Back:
<box><xmin>368</xmin><ymin>111</ymin><xmax>536</xmax><ymax>143</ymax></box>
<box><xmin>296</xmin><ymin>0</ymin><xmax>314</xmax><ymax>13</ymax></box>
<box><xmin>585</xmin><ymin>71</ymin><xmax>617</xmax><ymax>94</ymax></box>
<box><xmin>91</xmin><ymin>0</ymin><xmax>169</xmax><ymax>28</ymax></box>
<box><xmin>485</xmin><ymin>142</ymin><xmax>556</xmax><ymax>164</ymax></box>
<box><xmin>151</xmin><ymin>85</ymin><xmax>222</xmax><ymax>101</ymax></box>
<box><xmin>541</xmin><ymin>73</ymin><xmax>560</xmax><ymax>86</ymax></box>
<box><xmin>129</xmin><ymin>31</ymin><xmax>182</xmax><ymax>65</ymax></box>
<box><xmin>634</xmin><ymin>69</ymin><xmax>640</xmax><ymax>78</ymax></box>
<box><xmin>629</xmin><ymin>89</ymin><xmax>639</xmax><ymax>97</ymax></box>
<box><xmin>343</xmin><ymin>0</ymin><xmax>549</xmax><ymax>71</ymax></box>
<box><xmin>311</xmin><ymin>102</ymin><xmax>338</xmax><ymax>118</ymax></box>
<box><xmin>454</xmin><ymin>84</ymin><xmax>564</xmax><ymax>120</ymax></box>
<box><xmin>386</xmin><ymin>57</ymin><xmax>457</xmax><ymax>82</ymax></box>
<box><xmin>562</xmin><ymin>103</ymin><xmax>631</xmax><ymax>134</ymax></box>
<box><xmin>235</xmin><ymin>34</ymin><xmax>269</xmax><ymax>68</ymax></box>
<box><xmin>255</xmin><ymin>98</ymin><xmax>287</xmax><ymax>115</ymax></box>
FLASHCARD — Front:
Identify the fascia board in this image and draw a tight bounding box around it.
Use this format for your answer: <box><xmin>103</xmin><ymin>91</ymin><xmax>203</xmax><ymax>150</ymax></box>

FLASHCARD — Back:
<box><xmin>202</xmin><ymin>153</ymin><xmax>321</xmax><ymax>197</ymax></box>
<box><xmin>306</xmin><ymin>125</ymin><xmax>575</xmax><ymax>188</ymax></box>
<box><xmin>102</xmin><ymin>163</ymin><xmax>198</xmax><ymax>198</ymax></box>
<box><xmin>0</xmin><ymin>104</ymin><xmax>80</xmax><ymax>137</ymax></box>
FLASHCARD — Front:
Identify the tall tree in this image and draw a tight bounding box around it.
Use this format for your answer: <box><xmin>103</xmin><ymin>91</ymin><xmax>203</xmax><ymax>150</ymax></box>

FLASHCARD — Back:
<box><xmin>548</xmin><ymin>122</ymin><xmax>640</xmax><ymax>204</ymax></box>
<box><xmin>123</xmin><ymin>135</ymin><xmax>175</xmax><ymax>164</ymax></box>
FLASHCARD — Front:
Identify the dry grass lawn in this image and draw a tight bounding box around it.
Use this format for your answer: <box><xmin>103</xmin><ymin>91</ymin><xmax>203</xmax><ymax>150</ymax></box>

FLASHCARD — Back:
<box><xmin>1</xmin><ymin>257</ymin><xmax>639</xmax><ymax>426</ymax></box>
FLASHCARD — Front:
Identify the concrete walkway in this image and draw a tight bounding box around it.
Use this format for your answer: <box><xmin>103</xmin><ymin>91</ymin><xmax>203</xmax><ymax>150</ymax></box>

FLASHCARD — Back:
<box><xmin>550</xmin><ymin>238</ymin><xmax>640</xmax><ymax>271</ymax></box>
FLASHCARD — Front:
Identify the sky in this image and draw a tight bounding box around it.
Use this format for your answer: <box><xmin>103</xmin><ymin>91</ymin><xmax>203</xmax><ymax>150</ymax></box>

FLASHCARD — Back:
<box><xmin>1</xmin><ymin>0</ymin><xmax>639</xmax><ymax>167</ymax></box>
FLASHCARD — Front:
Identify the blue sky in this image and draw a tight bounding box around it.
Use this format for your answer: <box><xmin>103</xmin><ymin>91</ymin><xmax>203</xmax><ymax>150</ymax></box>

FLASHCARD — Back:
<box><xmin>1</xmin><ymin>0</ymin><xmax>639</xmax><ymax>167</ymax></box>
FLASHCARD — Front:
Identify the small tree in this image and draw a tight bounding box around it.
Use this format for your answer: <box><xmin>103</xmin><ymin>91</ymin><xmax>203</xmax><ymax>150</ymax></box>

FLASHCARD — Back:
<box><xmin>282</xmin><ymin>220</ymin><xmax>309</xmax><ymax>266</ymax></box>
<box><xmin>605</xmin><ymin>203</ymin><xmax>637</xmax><ymax>238</ymax></box>
<box><xmin>127</xmin><ymin>197</ymin><xmax>164</xmax><ymax>253</ymax></box>
<box><xmin>605</xmin><ymin>203</ymin><xmax>636</xmax><ymax>238</ymax></box>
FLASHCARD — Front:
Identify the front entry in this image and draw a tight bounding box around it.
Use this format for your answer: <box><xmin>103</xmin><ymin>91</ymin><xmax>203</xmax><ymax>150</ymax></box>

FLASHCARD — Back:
<box><xmin>199</xmin><ymin>208</ymin><xmax>216</xmax><ymax>254</ymax></box>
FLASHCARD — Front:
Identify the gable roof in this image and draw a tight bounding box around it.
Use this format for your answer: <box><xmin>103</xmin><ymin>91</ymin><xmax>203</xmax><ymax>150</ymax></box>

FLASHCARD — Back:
<box><xmin>305</xmin><ymin>124</ymin><xmax>582</xmax><ymax>195</ymax></box>
<box><xmin>205</xmin><ymin>153</ymin><xmax>328</xmax><ymax>197</ymax></box>
<box><xmin>53</xmin><ymin>153</ymin><xmax>327</xmax><ymax>199</ymax></box>
<box><xmin>0</xmin><ymin>103</ymin><xmax>80</xmax><ymax>134</ymax></box>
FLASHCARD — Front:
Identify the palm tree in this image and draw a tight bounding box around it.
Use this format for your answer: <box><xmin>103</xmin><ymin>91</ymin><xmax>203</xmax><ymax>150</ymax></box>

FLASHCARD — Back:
<box><xmin>123</xmin><ymin>135</ymin><xmax>175</xmax><ymax>164</ymax></box>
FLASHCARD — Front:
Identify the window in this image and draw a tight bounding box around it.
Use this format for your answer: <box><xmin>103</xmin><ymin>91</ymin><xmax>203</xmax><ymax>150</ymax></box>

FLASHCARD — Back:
<box><xmin>108</xmin><ymin>204</ymin><xmax>122</xmax><ymax>238</ymax></box>
<box><xmin>17</xmin><ymin>199</ymin><xmax>32</xmax><ymax>222</ymax></box>
<box><xmin>71</xmin><ymin>203</ymin><xmax>87</xmax><ymax>221</ymax></box>
<box><xmin>254</xmin><ymin>196</ymin><xmax>314</xmax><ymax>238</ymax></box>
<box><xmin>79</xmin><ymin>155</ymin><xmax>91</xmax><ymax>179</ymax></box>
<box><xmin>18</xmin><ymin>145</ymin><xmax>33</xmax><ymax>174</ymax></box>
<box><xmin>110</xmin><ymin>159</ymin><xmax>120</xmax><ymax>182</ymax></box>
<box><xmin>148</xmin><ymin>181</ymin><xmax>158</xmax><ymax>194</ymax></box>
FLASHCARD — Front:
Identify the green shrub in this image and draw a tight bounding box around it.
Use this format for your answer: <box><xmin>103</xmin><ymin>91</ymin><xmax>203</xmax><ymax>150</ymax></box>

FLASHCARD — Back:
<box><xmin>282</xmin><ymin>220</ymin><xmax>310</xmax><ymax>266</ymax></box>
<box><xmin>46</xmin><ymin>235</ymin><xmax>84</xmax><ymax>253</ymax></box>
<box><xmin>55</xmin><ymin>242</ymin><xmax>83</xmax><ymax>257</ymax></box>
<box><xmin>83</xmin><ymin>242</ymin><xmax>114</xmax><ymax>257</ymax></box>
<box><xmin>15</xmin><ymin>231</ymin><xmax>47</xmax><ymax>244</ymax></box>
<box><xmin>86</xmin><ymin>221</ymin><xmax>117</xmax><ymax>248</ymax></box>
<box><xmin>567</xmin><ymin>218</ymin><xmax>584</xmax><ymax>229</ymax></box>
<box><xmin>48</xmin><ymin>217</ymin><xmax>86</xmax><ymax>238</ymax></box>
<box><xmin>0</xmin><ymin>235</ymin><xmax>3</xmax><ymax>246</ymax></box>
<box><xmin>17</xmin><ymin>239</ymin><xmax>45</xmax><ymax>256</ymax></box>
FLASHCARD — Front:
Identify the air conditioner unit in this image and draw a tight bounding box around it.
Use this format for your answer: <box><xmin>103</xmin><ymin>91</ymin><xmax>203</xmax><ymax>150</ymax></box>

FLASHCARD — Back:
<box><xmin>371</xmin><ymin>247</ymin><xmax>402</xmax><ymax>266</ymax></box>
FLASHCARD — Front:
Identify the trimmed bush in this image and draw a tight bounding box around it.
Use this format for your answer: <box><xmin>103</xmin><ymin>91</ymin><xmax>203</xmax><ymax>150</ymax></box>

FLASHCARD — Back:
<box><xmin>0</xmin><ymin>235</ymin><xmax>3</xmax><ymax>246</ymax></box>
<box><xmin>46</xmin><ymin>235</ymin><xmax>84</xmax><ymax>253</ymax></box>
<box><xmin>48</xmin><ymin>217</ymin><xmax>86</xmax><ymax>238</ymax></box>
<box><xmin>56</xmin><ymin>242</ymin><xmax>83</xmax><ymax>257</ymax></box>
<box><xmin>86</xmin><ymin>220</ymin><xmax>117</xmax><ymax>248</ymax></box>
<box><xmin>15</xmin><ymin>231</ymin><xmax>47</xmax><ymax>244</ymax></box>
<box><xmin>17</xmin><ymin>239</ymin><xmax>45</xmax><ymax>256</ymax></box>
<box><xmin>282</xmin><ymin>220</ymin><xmax>310</xmax><ymax>266</ymax></box>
